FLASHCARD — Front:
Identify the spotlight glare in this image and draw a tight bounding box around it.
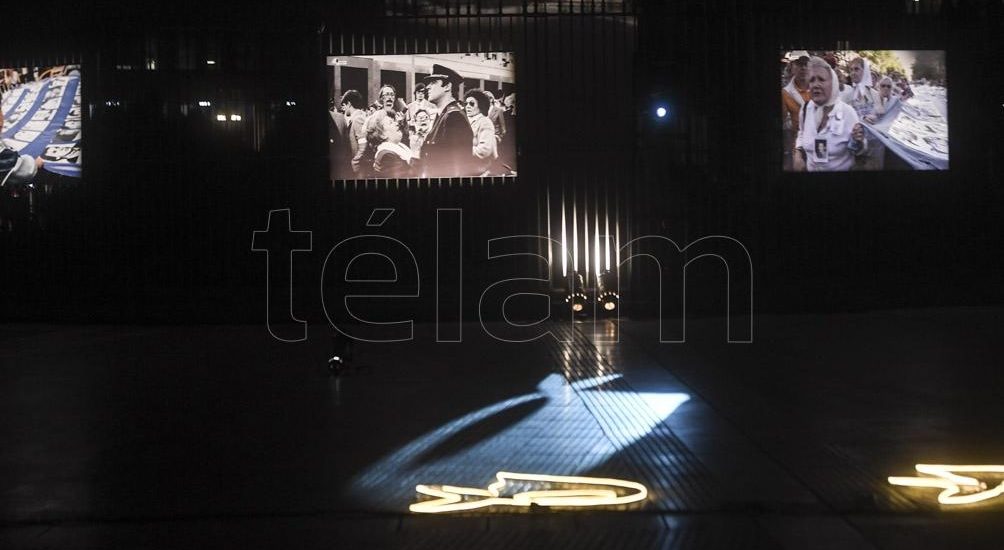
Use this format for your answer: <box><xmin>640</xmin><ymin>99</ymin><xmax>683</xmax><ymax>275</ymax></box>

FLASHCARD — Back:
<box><xmin>572</xmin><ymin>303</ymin><xmax>584</xmax><ymax>313</ymax></box>
<box><xmin>215</xmin><ymin>114</ymin><xmax>226</xmax><ymax>121</ymax></box>
<box><xmin>603</xmin><ymin>301</ymin><xmax>616</xmax><ymax>311</ymax></box>
<box><xmin>656</xmin><ymin>106</ymin><xmax>667</xmax><ymax>118</ymax></box>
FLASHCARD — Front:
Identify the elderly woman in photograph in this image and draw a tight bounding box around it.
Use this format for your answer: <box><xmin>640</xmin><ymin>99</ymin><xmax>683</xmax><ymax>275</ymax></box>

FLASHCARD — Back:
<box><xmin>366</xmin><ymin>110</ymin><xmax>413</xmax><ymax>179</ymax></box>
<box><xmin>868</xmin><ymin>76</ymin><xmax>900</xmax><ymax>123</ymax></box>
<box><xmin>463</xmin><ymin>88</ymin><xmax>498</xmax><ymax>175</ymax></box>
<box><xmin>841</xmin><ymin>57</ymin><xmax>879</xmax><ymax>119</ymax></box>
<box><xmin>794</xmin><ymin>56</ymin><xmax>867</xmax><ymax>172</ymax></box>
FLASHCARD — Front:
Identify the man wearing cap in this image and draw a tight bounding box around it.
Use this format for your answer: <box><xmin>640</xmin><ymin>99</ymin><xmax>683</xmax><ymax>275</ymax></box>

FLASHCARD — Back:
<box><xmin>419</xmin><ymin>64</ymin><xmax>475</xmax><ymax>177</ymax></box>
<box><xmin>782</xmin><ymin>55</ymin><xmax>811</xmax><ymax>135</ymax></box>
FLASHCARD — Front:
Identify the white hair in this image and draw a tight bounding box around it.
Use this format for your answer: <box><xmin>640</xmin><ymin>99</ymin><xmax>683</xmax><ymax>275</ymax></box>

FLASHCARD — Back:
<box><xmin>807</xmin><ymin>56</ymin><xmax>840</xmax><ymax>107</ymax></box>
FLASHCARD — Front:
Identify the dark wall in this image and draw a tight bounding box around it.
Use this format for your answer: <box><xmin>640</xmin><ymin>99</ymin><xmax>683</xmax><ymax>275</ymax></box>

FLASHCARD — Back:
<box><xmin>633</xmin><ymin>0</ymin><xmax>1004</xmax><ymax>315</ymax></box>
<box><xmin>1</xmin><ymin>0</ymin><xmax>1001</xmax><ymax>324</ymax></box>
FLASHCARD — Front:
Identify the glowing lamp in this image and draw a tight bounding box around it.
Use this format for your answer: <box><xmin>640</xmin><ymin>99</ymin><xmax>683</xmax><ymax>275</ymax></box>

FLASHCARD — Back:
<box><xmin>888</xmin><ymin>464</ymin><xmax>1004</xmax><ymax>505</ymax></box>
<box><xmin>596</xmin><ymin>270</ymin><xmax>618</xmax><ymax>315</ymax></box>
<box><xmin>410</xmin><ymin>471</ymin><xmax>648</xmax><ymax>513</ymax></box>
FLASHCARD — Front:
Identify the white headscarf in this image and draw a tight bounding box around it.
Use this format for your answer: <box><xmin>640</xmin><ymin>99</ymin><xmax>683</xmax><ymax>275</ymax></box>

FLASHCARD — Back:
<box><xmin>852</xmin><ymin>57</ymin><xmax>874</xmax><ymax>102</ymax></box>
<box><xmin>805</xmin><ymin>57</ymin><xmax>841</xmax><ymax>128</ymax></box>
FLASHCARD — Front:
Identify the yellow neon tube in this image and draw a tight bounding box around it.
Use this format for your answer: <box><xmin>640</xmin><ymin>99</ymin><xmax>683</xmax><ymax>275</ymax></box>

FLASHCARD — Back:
<box><xmin>888</xmin><ymin>464</ymin><xmax>1004</xmax><ymax>505</ymax></box>
<box><xmin>409</xmin><ymin>471</ymin><xmax>648</xmax><ymax>513</ymax></box>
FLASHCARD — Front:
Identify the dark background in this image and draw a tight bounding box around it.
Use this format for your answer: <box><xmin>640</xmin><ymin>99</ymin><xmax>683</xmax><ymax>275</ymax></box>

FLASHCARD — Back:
<box><xmin>1</xmin><ymin>0</ymin><xmax>1001</xmax><ymax>324</ymax></box>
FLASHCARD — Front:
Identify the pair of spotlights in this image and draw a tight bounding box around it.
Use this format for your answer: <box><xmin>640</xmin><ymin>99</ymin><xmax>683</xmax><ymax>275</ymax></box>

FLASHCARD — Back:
<box><xmin>564</xmin><ymin>271</ymin><xmax>619</xmax><ymax>315</ymax></box>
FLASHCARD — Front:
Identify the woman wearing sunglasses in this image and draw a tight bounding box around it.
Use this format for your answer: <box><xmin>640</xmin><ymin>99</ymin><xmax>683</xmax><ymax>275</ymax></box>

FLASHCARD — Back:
<box><xmin>867</xmin><ymin>76</ymin><xmax>900</xmax><ymax>124</ymax></box>
<box><xmin>463</xmin><ymin>88</ymin><xmax>498</xmax><ymax>176</ymax></box>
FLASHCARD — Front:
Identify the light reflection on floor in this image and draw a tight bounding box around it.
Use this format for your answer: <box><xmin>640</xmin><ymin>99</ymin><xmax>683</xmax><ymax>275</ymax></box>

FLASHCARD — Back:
<box><xmin>348</xmin><ymin>373</ymin><xmax>689</xmax><ymax>511</ymax></box>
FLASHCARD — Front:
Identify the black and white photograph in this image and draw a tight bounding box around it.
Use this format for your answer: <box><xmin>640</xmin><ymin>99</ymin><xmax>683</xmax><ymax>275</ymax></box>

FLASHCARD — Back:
<box><xmin>328</xmin><ymin>53</ymin><xmax>516</xmax><ymax>180</ymax></box>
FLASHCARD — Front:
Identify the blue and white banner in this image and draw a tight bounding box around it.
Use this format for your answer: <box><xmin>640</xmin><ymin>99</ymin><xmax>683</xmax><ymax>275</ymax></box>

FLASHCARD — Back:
<box><xmin>2</xmin><ymin>70</ymin><xmax>82</xmax><ymax>178</ymax></box>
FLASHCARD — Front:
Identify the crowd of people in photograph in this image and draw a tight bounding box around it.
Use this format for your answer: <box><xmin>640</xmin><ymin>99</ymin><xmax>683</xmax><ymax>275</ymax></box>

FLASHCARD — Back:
<box><xmin>782</xmin><ymin>51</ymin><xmax>920</xmax><ymax>172</ymax></box>
<box><xmin>329</xmin><ymin>63</ymin><xmax>516</xmax><ymax>180</ymax></box>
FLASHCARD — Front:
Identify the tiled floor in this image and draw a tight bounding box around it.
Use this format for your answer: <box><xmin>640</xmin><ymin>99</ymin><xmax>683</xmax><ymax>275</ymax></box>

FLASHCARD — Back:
<box><xmin>2</xmin><ymin>308</ymin><xmax>1004</xmax><ymax>548</ymax></box>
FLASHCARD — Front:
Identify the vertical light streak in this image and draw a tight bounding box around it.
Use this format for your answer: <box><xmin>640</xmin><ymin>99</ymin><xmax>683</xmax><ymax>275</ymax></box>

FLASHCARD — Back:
<box><xmin>561</xmin><ymin>189</ymin><xmax>568</xmax><ymax>277</ymax></box>
<box><xmin>584</xmin><ymin>200</ymin><xmax>591</xmax><ymax>279</ymax></box>
<box><xmin>572</xmin><ymin>191</ymin><xmax>579</xmax><ymax>276</ymax></box>
<box><xmin>604</xmin><ymin>190</ymin><xmax>611</xmax><ymax>271</ymax></box>
<box><xmin>546</xmin><ymin>186</ymin><xmax>553</xmax><ymax>280</ymax></box>
<box><xmin>594</xmin><ymin>195</ymin><xmax>601</xmax><ymax>278</ymax></box>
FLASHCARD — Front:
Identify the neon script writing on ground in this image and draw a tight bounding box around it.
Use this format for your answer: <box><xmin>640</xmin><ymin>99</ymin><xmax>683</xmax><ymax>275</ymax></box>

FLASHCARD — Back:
<box><xmin>888</xmin><ymin>464</ymin><xmax>1004</xmax><ymax>505</ymax></box>
<box><xmin>409</xmin><ymin>471</ymin><xmax>648</xmax><ymax>513</ymax></box>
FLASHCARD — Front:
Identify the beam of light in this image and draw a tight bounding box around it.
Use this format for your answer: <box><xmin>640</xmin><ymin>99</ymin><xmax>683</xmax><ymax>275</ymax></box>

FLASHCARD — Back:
<box><xmin>560</xmin><ymin>191</ymin><xmax>567</xmax><ymax>278</ymax></box>
<box><xmin>614</xmin><ymin>194</ymin><xmax>621</xmax><ymax>270</ymax></box>
<box><xmin>604</xmin><ymin>197</ymin><xmax>611</xmax><ymax>272</ymax></box>
<box><xmin>572</xmin><ymin>194</ymin><xmax>579</xmax><ymax>276</ymax></box>
<box><xmin>409</xmin><ymin>471</ymin><xmax>647</xmax><ymax>513</ymax></box>
<box><xmin>584</xmin><ymin>207</ymin><xmax>591</xmax><ymax>278</ymax></box>
<box><xmin>546</xmin><ymin>187</ymin><xmax>553</xmax><ymax>279</ymax></box>
<box><xmin>594</xmin><ymin>207</ymin><xmax>601</xmax><ymax>283</ymax></box>
<box><xmin>888</xmin><ymin>464</ymin><xmax>1004</xmax><ymax>505</ymax></box>
<box><xmin>348</xmin><ymin>374</ymin><xmax>688</xmax><ymax>510</ymax></box>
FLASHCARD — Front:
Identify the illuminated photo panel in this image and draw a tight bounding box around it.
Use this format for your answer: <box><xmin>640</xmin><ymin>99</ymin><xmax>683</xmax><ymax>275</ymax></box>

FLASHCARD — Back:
<box><xmin>327</xmin><ymin>53</ymin><xmax>516</xmax><ymax>180</ymax></box>
<box><xmin>781</xmin><ymin>50</ymin><xmax>947</xmax><ymax>172</ymax></box>
<box><xmin>1</xmin><ymin>65</ymin><xmax>82</xmax><ymax>180</ymax></box>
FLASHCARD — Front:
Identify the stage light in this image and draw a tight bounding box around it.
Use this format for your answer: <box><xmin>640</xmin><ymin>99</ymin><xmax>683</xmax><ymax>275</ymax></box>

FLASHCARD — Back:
<box><xmin>596</xmin><ymin>269</ymin><xmax>618</xmax><ymax>314</ymax></box>
<box><xmin>328</xmin><ymin>331</ymin><xmax>355</xmax><ymax>376</ymax></box>
<box><xmin>230</xmin><ymin>114</ymin><xmax>242</xmax><ymax>121</ymax></box>
<box><xmin>889</xmin><ymin>464</ymin><xmax>1004</xmax><ymax>505</ymax></box>
<box><xmin>206</xmin><ymin>60</ymin><xmax>216</xmax><ymax>65</ymax></box>
<box><xmin>198</xmin><ymin>101</ymin><xmax>211</xmax><ymax>107</ymax></box>
<box><xmin>656</xmin><ymin>106</ymin><xmax>667</xmax><ymax>118</ymax></box>
<box><xmin>565</xmin><ymin>272</ymin><xmax>589</xmax><ymax>315</ymax></box>
<box><xmin>285</xmin><ymin>100</ymin><xmax>297</xmax><ymax>107</ymax></box>
<box><xmin>410</xmin><ymin>471</ymin><xmax>648</xmax><ymax>513</ymax></box>
<box><xmin>216</xmin><ymin>114</ymin><xmax>226</xmax><ymax>121</ymax></box>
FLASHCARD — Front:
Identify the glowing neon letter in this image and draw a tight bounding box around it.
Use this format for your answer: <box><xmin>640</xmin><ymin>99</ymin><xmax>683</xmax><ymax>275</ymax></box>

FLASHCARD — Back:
<box><xmin>888</xmin><ymin>464</ymin><xmax>1004</xmax><ymax>505</ymax></box>
<box><xmin>410</xmin><ymin>471</ymin><xmax>648</xmax><ymax>513</ymax></box>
